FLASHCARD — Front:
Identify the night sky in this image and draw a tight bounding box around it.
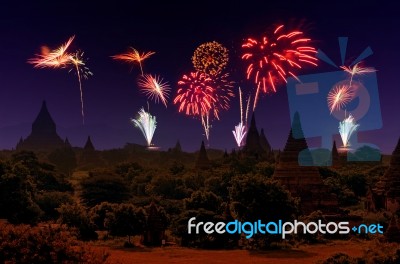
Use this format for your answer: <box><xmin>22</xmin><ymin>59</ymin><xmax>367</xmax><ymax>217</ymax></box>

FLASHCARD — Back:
<box><xmin>0</xmin><ymin>0</ymin><xmax>399</xmax><ymax>153</ymax></box>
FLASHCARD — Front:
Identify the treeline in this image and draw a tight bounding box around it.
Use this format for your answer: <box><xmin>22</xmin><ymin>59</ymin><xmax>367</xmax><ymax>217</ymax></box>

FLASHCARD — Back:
<box><xmin>0</xmin><ymin>150</ymin><xmax>389</xmax><ymax>251</ymax></box>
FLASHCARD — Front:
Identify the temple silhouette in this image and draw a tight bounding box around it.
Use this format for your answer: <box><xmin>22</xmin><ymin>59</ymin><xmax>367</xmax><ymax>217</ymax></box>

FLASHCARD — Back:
<box><xmin>242</xmin><ymin>113</ymin><xmax>274</xmax><ymax>162</ymax></box>
<box><xmin>272</xmin><ymin>112</ymin><xmax>338</xmax><ymax>213</ymax></box>
<box><xmin>16</xmin><ymin>101</ymin><xmax>66</xmax><ymax>151</ymax></box>
<box><xmin>367</xmin><ymin>137</ymin><xmax>400</xmax><ymax>212</ymax></box>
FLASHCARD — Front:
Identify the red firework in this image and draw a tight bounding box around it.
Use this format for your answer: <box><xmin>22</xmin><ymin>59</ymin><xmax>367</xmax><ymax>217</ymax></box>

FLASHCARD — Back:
<box><xmin>208</xmin><ymin>72</ymin><xmax>235</xmax><ymax>119</ymax></box>
<box><xmin>173</xmin><ymin>71</ymin><xmax>215</xmax><ymax>116</ymax></box>
<box><xmin>242</xmin><ymin>24</ymin><xmax>318</xmax><ymax>109</ymax></box>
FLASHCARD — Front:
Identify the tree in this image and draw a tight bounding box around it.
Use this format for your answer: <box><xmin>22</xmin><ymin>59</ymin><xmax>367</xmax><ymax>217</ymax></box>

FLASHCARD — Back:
<box><xmin>0</xmin><ymin>223</ymin><xmax>108</xmax><ymax>263</ymax></box>
<box><xmin>48</xmin><ymin>148</ymin><xmax>77</xmax><ymax>176</ymax></box>
<box><xmin>229</xmin><ymin>174</ymin><xmax>299</xmax><ymax>248</ymax></box>
<box><xmin>0</xmin><ymin>165</ymin><xmax>43</xmax><ymax>224</ymax></box>
<box><xmin>90</xmin><ymin>202</ymin><xmax>115</xmax><ymax>231</ymax></box>
<box><xmin>36</xmin><ymin>191</ymin><xmax>73</xmax><ymax>220</ymax></box>
<box><xmin>173</xmin><ymin>191</ymin><xmax>238</xmax><ymax>249</ymax></box>
<box><xmin>104</xmin><ymin>203</ymin><xmax>146</xmax><ymax>245</ymax></box>
<box><xmin>57</xmin><ymin>203</ymin><xmax>98</xmax><ymax>241</ymax></box>
<box><xmin>81</xmin><ymin>172</ymin><xmax>130</xmax><ymax>207</ymax></box>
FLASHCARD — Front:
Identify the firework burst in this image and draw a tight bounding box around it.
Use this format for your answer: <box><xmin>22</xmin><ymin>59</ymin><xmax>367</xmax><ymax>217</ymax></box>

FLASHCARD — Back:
<box><xmin>208</xmin><ymin>72</ymin><xmax>235</xmax><ymax>119</ymax></box>
<box><xmin>340</xmin><ymin>62</ymin><xmax>376</xmax><ymax>87</ymax></box>
<box><xmin>131</xmin><ymin>108</ymin><xmax>157</xmax><ymax>147</ymax></box>
<box><xmin>173</xmin><ymin>71</ymin><xmax>234</xmax><ymax>141</ymax></box>
<box><xmin>242</xmin><ymin>24</ymin><xmax>318</xmax><ymax>110</ymax></box>
<box><xmin>28</xmin><ymin>36</ymin><xmax>75</xmax><ymax>68</ymax></box>
<box><xmin>192</xmin><ymin>41</ymin><xmax>229</xmax><ymax>76</ymax></box>
<box><xmin>327</xmin><ymin>84</ymin><xmax>355</xmax><ymax>113</ymax></box>
<box><xmin>112</xmin><ymin>47</ymin><xmax>155</xmax><ymax>75</ymax></box>
<box><xmin>173</xmin><ymin>71</ymin><xmax>215</xmax><ymax>116</ymax></box>
<box><xmin>138</xmin><ymin>74</ymin><xmax>170</xmax><ymax>107</ymax></box>
<box><xmin>28</xmin><ymin>36</ymin><xmax>92</xmax><ymax>124</ymax></box>
<box><xmin>339</xmin><ymin>114</ymin><xmax>360</xmax><ymax>148</ymax></box>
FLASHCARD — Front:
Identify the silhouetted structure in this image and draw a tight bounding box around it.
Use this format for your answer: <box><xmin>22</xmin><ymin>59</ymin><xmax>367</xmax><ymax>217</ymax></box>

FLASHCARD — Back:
<box><xmin>81</xmin><ymin>136</ymin><xmax>99</xmax><ymax>165</ymax></box>
<box><xmin>243</xmin><ymin>113</ymin><xmax>274</xmax><ymax>161</ymax></box>
<box><xmin>368</xmin><ymin>137</ymin><xmax>400</xmax><ymax>212</ymax></box>
<box><xmin>16</xmin><ymin>101</ymin><xmax>65</xmax><ymax>151</ymax></box>
<box><xmin>273</xmin><ymin>112</ymin><xmax>337</xmax><ymax>213</ymax></box>
<box><xmin>143</xmin><ymin>202</ymin><xmax>167</xmax><ymax>246</ymax></box>
<box><xmin>64</xmin><ymin>137</ymin><xmax>72</xmax><ymax>148</ymax></box>
<box><xmin>195</xmin><ymin>141</ymin><xmax>210</xmax><ymax>170</ymax></box>
<box><xmin>331</xmin><ymin>141</ymin><xmax>340</xmax><ymax>167</ymax></box>
<box><xmin>385</xmin><ymin>216</ymin><xmax>400</xmax><ymax>242</ymax></box>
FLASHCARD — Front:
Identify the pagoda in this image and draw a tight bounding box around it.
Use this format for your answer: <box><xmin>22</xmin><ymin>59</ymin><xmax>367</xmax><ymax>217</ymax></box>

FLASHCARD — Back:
<box><xmin>16</xmin><ymin>101</ymin><xmax>65</xmax><ymax>151</ymax></box>
<box><xmin>273</xmin><ymin>112</ymin><xmax>337</xmax><ymax>213</ymax></box>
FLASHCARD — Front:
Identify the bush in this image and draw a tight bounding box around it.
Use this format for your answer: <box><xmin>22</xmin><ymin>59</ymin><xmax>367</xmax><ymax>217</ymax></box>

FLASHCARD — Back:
<box><xmin>36</xmin><ymin>191</ymin><xmax>73</xmax><ymax>220</ymax></box>
<box><xmin>57</xmin><ymin>203</ymin><xmax>98</xmax><ymax>241</ymax></box>
<box><xmin>0</xmin><ymin>223</ymin><xmax>109</xmax><ymax>263</ymax></box>
<box><xmin>81</xmin><ymin>171</ymin><xmax>131</xmax><ymax>207</ymax></box>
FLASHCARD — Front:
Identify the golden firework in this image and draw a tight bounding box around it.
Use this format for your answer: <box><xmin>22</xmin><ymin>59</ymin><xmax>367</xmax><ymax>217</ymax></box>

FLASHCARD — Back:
<box><xmin>192</xmin><ymin>41</ymin><xmax>229</xmax><ymax>76</ymax></box>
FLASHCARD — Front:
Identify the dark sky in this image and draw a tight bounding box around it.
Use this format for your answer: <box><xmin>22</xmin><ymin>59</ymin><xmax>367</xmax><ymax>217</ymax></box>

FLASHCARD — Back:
<box><xmin>0</xmin><ymin>0</ymin><xmax>399</xmax><ymax>153</ymax></box>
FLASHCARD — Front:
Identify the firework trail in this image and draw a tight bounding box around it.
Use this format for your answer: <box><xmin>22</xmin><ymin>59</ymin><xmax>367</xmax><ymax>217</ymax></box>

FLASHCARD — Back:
<box><xmin>340</xmin><ymin>62</ymin><xmax>376</xmax><ymax>87</ymax></box>
<box><xmin>131</xmin><ymin>108</ymin><xmax>157</xmax><ymax>147</ymax></box>
<box><xmin>201</xmin><ymin>113</ymin><xmax>211</xmax><ymax>142</ymax></box>
<box><xmin>192</xmin><ymin>41</ymin><xmax>229</xmax><ymax>76</ymax></box>
<box><xmin>232</xmin><ymin>87</ymin><xmax>250</xmax><ymax>147</ymax></box>
<box><xmin>112</xmin><ymin>48</ymin><xmax>155</xmax><ymax>76</ymax></box>
<box><xmin>327</xmin><ymin>85</ymin><xmax>355</xmax><ymax>114</ymax></box>
<box><xmin>242</xmin><ymin>24</ymin><xmax>318</xmax><ymax>110</ymax></box>
<box><xmin>339</xmin><ymin>114</ymin><xmax>359</xmax><ymax>148</ymax></box>
<box><xmin>28</xmin><ymin>36</ymin><xmax>92</xmax><ymax>124</ymax></box>
<box><xmin>138</xmin><ymin>74</ymin><xmax>170</xmax><ymax>107</ymax></box>
<box><xmin>69</xmin><ymin>51</ymin><xmax>93</xmax><ymax>123</ymax></box>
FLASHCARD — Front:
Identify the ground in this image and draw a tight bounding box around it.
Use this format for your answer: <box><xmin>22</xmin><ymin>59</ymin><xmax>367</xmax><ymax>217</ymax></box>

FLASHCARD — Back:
<box><xmin>93</xmin><ymin>239</ymin><xmax>369</xmax><ymax>264</ymax></box>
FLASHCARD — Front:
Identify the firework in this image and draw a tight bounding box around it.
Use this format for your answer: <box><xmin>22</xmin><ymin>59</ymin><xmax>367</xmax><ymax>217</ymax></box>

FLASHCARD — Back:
<box><xmin>339</xmin><ymin>114</ymin><xmax>360</xmax><ymax>148</ymax></box>
<box><xmin>232</xmin><ymin>122</ymin><xmax>247</xmax><ymax>147</ymax></box>
<box><xmin>232</xmin><ymin>87</ymin><xmax>250</xmax><ymax>147</ymax></box>
<box><xmin>208</xmin><ymin>72</ymin><xmax>235</xmax><ymax>119</ymax></box>
<box><xmin>69</xmin><ymin>51</ymin><xmax>93</xmax><ymax>122</ymax></box>
<box><xmin>192</xmin><ymin>41</ymin><xmax>229</xmax><ymax>76</ymax></box>
<box><xmin>28</xmin><ymin>36</ymin><xmax>75</xmax><ymax>68</ymax></box>
<box><xmin>242</xmin><ymin>24</ymin><xmax>318</xmax><ymax>110</ymax></box>
<box><xmin>173</xmin><ymin>71</ymin><xmax>234</xmax><ymax>141</ymax></box>
<box><xmin>138</xmin><ymin>74</ymin><xmax>170</xmax><ymax>107</ymax></box>
<box><xmin>340</xmin><ymin>62</ymin><xmax>376</xmax><ymax>87</ymax></box>
<box><xmin>28</xmin><ymin>36</ymin><xmax>92</xmax><ymax>124</ymax></box>
<box><xmin>327</xmin><ymin>85</ymin><xmax>355</xmax><ymax>113</ymax></box>
<box><xmin>112</xmin><ymin>47</ymin><xmax>155</xmax><ymax>75</ymax></box>
<box><xmin>131</xmin><ymin>108</ymin><xmax>157</xmax><ymax>147</ymax></box>
<box><xmin>173</xmin><ymin>71</ymin><xmax>215</xmax><ymax>116</ymax></box>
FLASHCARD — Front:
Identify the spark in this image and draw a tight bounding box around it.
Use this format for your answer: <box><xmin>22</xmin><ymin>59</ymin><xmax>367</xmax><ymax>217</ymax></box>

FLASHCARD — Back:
<box><xmin>28</xmin><ymin>36</ymin><xmax>75</xmax><ymax>68</ymax></box>
<box><xmin>340</xmin><ymin>62</ymin><xmax>376</xmax><ymax>87</ymax></box>
<box><xmin>173</xmin><ymin>71</ymin><xmax>234</xmax><ymax>142</ymax></box>
<box><xmin>339</xmin><ymin>114</ymin><xmax>360</xmax><ymax>148</ymax></box>
<box><xmin>242</xmin><ymin>24</ymin><xmax>317</xmax><ymax>110</ymax></box>
<box><xmin>112</xmin><ymin>47</ymin><xmax>155</xmax><ymax>75</ymax></box>
<box><xmin>192</xmin><ymin>41</ymin><xmax>229</xmax><ymax>76</ymax></box>
<box><xmin>28</xmin><ymin>36</ymin><xmax>92</xmax><ymax>124</ymax></box>
<box><xmin>138</xmin><ymin>74</ymin><xmax>170</xmax><ymax>107</ymax></box>
<box><xmin>327</xmin><ymin>85</ymin><xmax>355</xmax><ymax>113</ymax></box>
<box><xmin>232</xmin><ymin>121</ymin><xmax>247</xmax><ymax>147</ymax></box>
<box><xmin>131</xmin><ymin>108</ymin><xmax>157</xmax><ymax>147</ymax></box>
